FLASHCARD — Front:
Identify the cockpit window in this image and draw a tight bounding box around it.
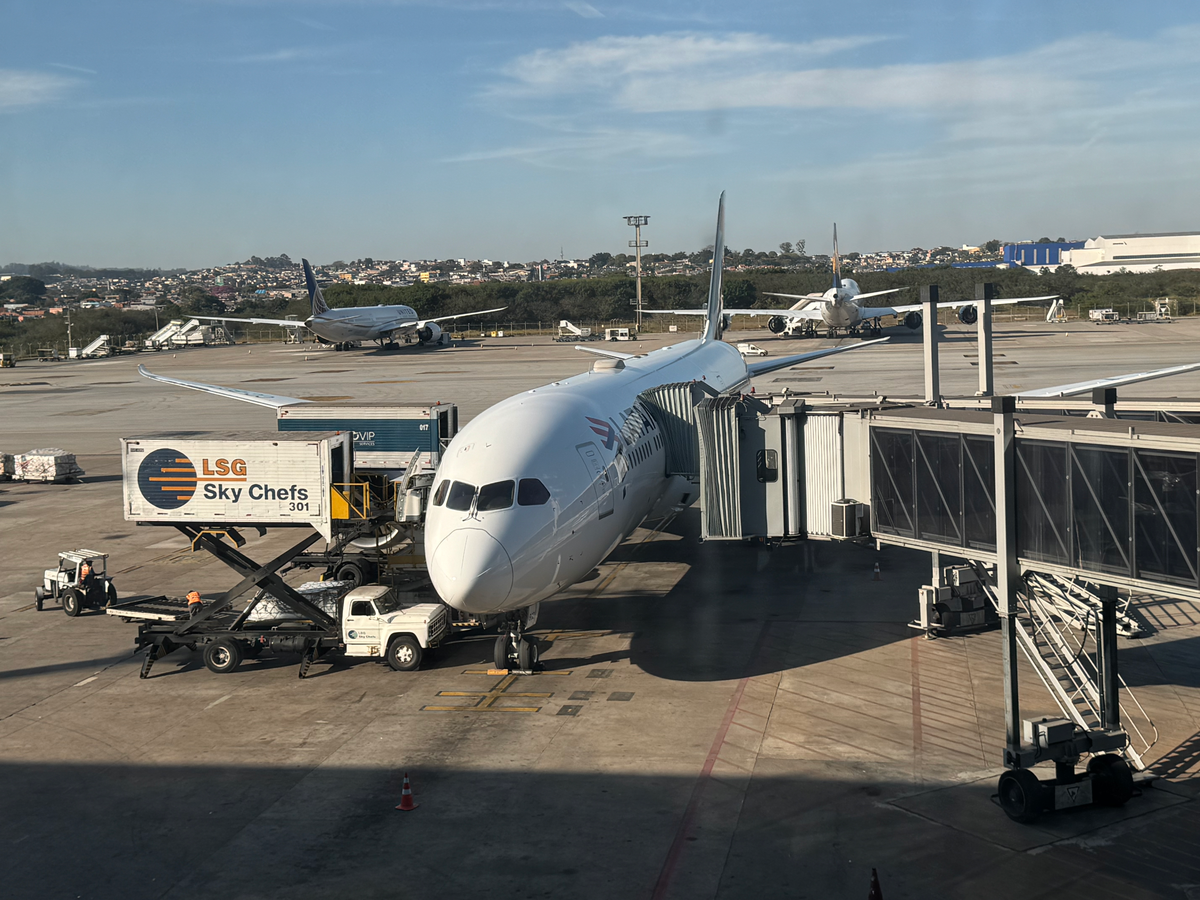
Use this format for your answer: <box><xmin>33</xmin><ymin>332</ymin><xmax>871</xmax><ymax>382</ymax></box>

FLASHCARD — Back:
<box><xmin>445</xmin><ymin>481</ymin><xmax>477</xmax><ymax>511</ymax></box>
<box><xmin>517</xmin><ymin>478</ymin><xmax>551</xmax><ymax>506</ymax></box>
<box><xmin>431</xmin><ymin>480</ymin><xmax>449</xmax><ymax>506</ymax></box>
<box><xmin>477</xmin><ymin>480</ymin><xmax>514</xmax><ymax>511</ymax></box>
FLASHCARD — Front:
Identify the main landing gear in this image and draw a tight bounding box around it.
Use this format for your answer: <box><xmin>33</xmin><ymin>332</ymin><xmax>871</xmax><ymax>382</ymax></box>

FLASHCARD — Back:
<box><xmin>493</xmin><ymin>607</ymin><xmax>541</xmax><ymax>671</ymax></box>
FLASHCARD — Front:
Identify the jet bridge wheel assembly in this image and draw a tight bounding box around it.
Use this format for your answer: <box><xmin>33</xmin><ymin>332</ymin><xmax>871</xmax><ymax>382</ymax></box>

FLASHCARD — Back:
<box><xmin>997</xmin><ymin>768</ymin><xmax>1045</xmax><ymax>823</ymax></box>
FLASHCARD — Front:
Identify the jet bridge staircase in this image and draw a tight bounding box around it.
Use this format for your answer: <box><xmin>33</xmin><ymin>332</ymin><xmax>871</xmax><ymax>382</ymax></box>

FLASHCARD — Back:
<box><xmin>973</xmin><ymin>569</ymin><xmax>1157</xmax><ymax>771</ymax></box>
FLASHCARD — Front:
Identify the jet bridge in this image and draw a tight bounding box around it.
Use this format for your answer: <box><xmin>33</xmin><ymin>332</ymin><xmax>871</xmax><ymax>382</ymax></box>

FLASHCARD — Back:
<box><xmin>654</xmin><ymin>382</ymin><xmax>1200</xmax><ymax>822</ymax></box>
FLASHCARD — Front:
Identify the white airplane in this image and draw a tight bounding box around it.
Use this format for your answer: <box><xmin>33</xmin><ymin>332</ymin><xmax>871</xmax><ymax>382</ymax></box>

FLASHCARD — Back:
<box><xmin>420</xmin><ymin>197</ymin><xmax>892</xmax><ymax>668</ymax></box>
<box><xmin>193</xmin><ymin>259</ymin><xmax>506</xmax><ymax>350</ymax></box>
<box><xmin>647</xmin><ymin>226</ymin><xmax>1057</xmax><ymax>339</ymax></box>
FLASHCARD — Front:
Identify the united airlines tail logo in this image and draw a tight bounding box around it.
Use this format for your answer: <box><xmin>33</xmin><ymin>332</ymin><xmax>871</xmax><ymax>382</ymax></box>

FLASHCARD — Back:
<box><xmin>586</xmin><ymin>416</ymin><xmax>617</xmax><ymax>450</ymax></box>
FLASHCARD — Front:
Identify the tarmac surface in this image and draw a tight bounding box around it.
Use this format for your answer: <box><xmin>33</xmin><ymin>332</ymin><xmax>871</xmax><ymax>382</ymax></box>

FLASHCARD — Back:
<box><xmin>5</xmin><ymin>318</ymin><xmax>1200</xmax><ymax>899</ymax></box>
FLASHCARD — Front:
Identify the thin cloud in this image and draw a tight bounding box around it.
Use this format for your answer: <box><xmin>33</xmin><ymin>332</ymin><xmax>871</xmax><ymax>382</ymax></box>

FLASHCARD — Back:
<box><xmin>564</xmin><ymin>1</ymin><xmax>603</xmax><ymax>18</ymax></box>
<box><xmin>226</xmin><ymin>46</ymin><xmax>334</xmax><ymax>64</ymax></box>
<box><xmin>0</xmin><ymin>69</ymin><xmax>78</xmax><ymax>111</ymax></box>
<box><xmin>491</xmin><ymin>26</ymin><xmax>1197</xmax><ymax>115</ymax></box>
<box><xmin>49</xmin><ymin>62</ymin><xmax>98</xmax><ymax>75</ymax></box>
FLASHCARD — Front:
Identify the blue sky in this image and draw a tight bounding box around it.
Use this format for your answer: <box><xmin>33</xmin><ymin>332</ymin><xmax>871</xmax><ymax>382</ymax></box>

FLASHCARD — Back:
<box><xmin>2</xmin><ymin>1</ymin><xmax>1198</xmax><ymax>268</ymax></box>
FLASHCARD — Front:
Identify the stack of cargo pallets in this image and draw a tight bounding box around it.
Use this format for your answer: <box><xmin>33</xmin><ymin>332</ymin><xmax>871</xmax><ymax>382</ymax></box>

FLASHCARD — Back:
<box><xmin>14</xmin><ymin>449</ymin><xmax>85</xmax><ymax>483</ymax></box>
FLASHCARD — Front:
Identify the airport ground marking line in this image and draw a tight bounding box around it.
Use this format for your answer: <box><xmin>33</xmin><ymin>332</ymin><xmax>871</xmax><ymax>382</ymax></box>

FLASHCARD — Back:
<box><xmin>421</xmin><ymin>673</ymin><xmax>555</xmax><ymax>713</ymax></box>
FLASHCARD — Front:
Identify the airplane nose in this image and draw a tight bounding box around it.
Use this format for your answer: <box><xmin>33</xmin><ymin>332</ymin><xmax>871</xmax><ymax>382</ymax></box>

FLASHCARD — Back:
<box><xmin>429</xmin><ymin>528</ymin><xmax>513</xmax><ymax>613</ymax></box>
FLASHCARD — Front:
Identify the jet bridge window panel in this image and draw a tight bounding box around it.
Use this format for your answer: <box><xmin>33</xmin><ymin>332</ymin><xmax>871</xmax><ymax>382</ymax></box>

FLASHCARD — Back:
<box><xmin>870</xmin><ymin>428</ymin><xmax>916</xmax><ymax>538</ymax></box>
<box><xmin>1133</xmin><ymin>450</ymin><xmax>1199</xmax><ymax>587</ymax></box>
<box><xmin>1070</xmin><ymin>445</ymin><xmax>1130</xmax><ymax>575</ymax></box>
<box><xmin>963</xmin><ymin>436</ymin><xmax>996</xmax><ymax>552</ymax></box>
<box><xmin>915</xmin><ymin>433</ymin><xmax>962</xmax><ymax>545</ymax></box>
<box><xmin>1015</xmin><ymin>441</ymin><xmax>1071</xmax><ymax>567</ymax></box>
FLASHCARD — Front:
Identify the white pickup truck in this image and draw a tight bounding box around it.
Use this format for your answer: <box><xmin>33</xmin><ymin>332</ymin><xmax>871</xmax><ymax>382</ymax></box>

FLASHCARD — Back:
<box><xmin>341</xmin><ymin>584</ymin><xmax>449</xmax><ymax>670</ymax></box>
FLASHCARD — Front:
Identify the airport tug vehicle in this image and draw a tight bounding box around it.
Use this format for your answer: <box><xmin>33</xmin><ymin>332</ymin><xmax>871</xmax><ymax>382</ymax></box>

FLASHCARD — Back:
<box><xmin>35</xmin><ymin>550</ymin><xmax>117</xmax><ymax>616</ymax></box>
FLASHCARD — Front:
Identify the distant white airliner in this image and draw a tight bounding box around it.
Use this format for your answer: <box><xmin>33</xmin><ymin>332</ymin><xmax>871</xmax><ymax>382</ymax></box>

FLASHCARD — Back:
<box><xmin>194</xmin><ymin>259</ymin><xmax>505</xmax><ymax>350</ymax></box>
<box><xmin>648</xmin><ymin>226</ymin><xmax>1057</xmax><ymax>339</ymax></box>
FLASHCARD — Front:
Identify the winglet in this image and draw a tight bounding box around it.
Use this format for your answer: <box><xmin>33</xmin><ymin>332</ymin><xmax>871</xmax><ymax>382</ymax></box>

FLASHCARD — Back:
<box><xmin>702</xmin><ymin>192</ymin><xmax>726</xmax><ymax>343</ymax></box>
<box><xmin>302</xmin><ymin>259</ymin><xmax>330</xmax><ymax>317</ymax></box>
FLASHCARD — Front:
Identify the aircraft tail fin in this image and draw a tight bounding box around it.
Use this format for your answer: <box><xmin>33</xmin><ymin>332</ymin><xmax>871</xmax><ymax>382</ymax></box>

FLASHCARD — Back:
<box><xmin>702</xmin><ymin>192</ymin><xmax>726</xmax><ymax>343</ymax></box>
<box><xmin>832</xmin><ymin>224</ymin><xmax>842</xmax><ymax>292</ymax></box>
<box><xmin>302</xmin><ymin>259</ymin><xmax>330</xmax><ymax>316</ymax></box>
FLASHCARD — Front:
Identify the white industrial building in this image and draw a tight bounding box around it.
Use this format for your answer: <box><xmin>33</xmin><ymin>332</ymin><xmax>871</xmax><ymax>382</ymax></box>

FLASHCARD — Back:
<box><xmin>1061</xmin><ymin>231</ymin><xmax>1200</xmax><ymax>275</ymax></box>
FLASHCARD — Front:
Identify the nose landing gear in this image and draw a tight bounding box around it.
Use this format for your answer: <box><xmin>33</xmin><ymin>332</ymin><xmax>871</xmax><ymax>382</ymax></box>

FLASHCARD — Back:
<box><xmin>493</xmin><ymin>608</ymin><xmax>541</xmax><ymax>671</ymax></box>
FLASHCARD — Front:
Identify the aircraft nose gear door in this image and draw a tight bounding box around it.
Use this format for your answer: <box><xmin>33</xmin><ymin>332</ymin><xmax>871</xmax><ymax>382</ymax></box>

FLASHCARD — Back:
<box><xmin>576</xmin><ymin>442</ymin><xmax>615</xmax><ymax>520</ymax></box>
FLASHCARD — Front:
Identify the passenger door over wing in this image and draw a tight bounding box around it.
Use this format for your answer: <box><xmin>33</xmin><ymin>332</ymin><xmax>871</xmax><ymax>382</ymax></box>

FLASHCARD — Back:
<box><xmin>576</xmin><ymin>442</ymin><xmax>614</xmax><ymax>520</ymax></box>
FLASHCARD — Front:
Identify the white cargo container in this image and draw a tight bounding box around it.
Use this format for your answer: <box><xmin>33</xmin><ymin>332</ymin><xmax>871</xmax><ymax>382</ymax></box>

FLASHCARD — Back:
<box><xmin>121</xmin><ymin>431</ymin><xmax>353</xmax><ymax>540</ymax></box>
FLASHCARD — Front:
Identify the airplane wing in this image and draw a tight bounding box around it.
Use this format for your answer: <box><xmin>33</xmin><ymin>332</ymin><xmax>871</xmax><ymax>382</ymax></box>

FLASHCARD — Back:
<box><xmin>575</xmin><ymin>345</ymin><xmax>637</xmax><ymax>361</ymax></box>
<box><xmin>1014</xmin><ymin>361</ymin><xmax>1200</xmax><ymax>398</ymax></box>
<box><xmin>887</xmin><ymin>294</ymin><xmax>1059</xmax><ymax>315</ymax></box>
<box><xmin>746</xmin><ymin>338</ymin><xmax>888</xmax><ymax>378</ymax></box>
<box><xmin>416</xmin><ymin>307</ymin><xmax>507</xmax><ymax>328</ymax></box>
<box><xmin>191</xmin><ymin>315</ymin><xmax>308</xmax><ymax>328</ymax></box>
<box><xmin>643</xmin><ymin>307</ymin><xmax>825</xmax><ymax>321</ymax></box>
<box><xmin>138</xmin><ymin>365</ymin><xmax>308</xmax><ymax>409</ymax></box>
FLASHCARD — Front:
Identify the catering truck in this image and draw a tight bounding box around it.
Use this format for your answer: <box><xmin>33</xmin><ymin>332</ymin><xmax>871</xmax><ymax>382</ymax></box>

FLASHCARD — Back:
<box><xmin>123</xmin><ymin>582</ymin><xmax>449</xmax><ymax>677</ymax></box>
<box><xmin>121</xmin><ymin>431</ymin><xmax>356</xmax><ymax>541</ymax></box>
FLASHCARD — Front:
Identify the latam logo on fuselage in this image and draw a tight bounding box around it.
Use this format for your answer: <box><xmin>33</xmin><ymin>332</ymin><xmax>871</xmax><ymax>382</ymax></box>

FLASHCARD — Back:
<box><xmin>137</xmin><ymin>448</ymin><xmax>308</xmax><ymax>510</ymax></box>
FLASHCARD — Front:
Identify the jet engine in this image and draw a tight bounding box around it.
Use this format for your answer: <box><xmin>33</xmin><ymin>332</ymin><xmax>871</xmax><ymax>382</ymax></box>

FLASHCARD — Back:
<box><xmin>416</xmin><ymin>322</ymin><xmax>443</xmax><ymax>344</ymax></box>
<box><xmin>768</xmin><ymin>316</ymin><xmax>788</xmax><ymax>334</ymax></box>
<box><xmin>903</xmin><ymin>310</ymin><xmax>923</xmax><ymax>330</ymax></box>
<box><xmin>958</xmin><ymin>305</ymin><xmax>978</xmax><ymax>325</ymax></box>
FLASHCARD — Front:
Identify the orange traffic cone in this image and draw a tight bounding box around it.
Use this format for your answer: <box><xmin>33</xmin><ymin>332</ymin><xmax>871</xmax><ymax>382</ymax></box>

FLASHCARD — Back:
<box><xmin>873</xmin><ymin>562</ymin><xmax>881</xmax><ymax>581</ymax></box>
<box><xmin>868</xmin><ymin>868</ymin><xmax>883</xmax><ymax>899</ymax></box>
<box><xmin>395</xmin><ymin>773</ymin><xmax>418</xmax><ymax>811</ymax></box>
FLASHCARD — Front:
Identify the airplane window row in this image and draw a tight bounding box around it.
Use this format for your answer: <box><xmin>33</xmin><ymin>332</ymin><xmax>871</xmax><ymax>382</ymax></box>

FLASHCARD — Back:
<box><xmin>431</xmin><ymin>477</ymin><xmax>551</xmax><ymax>510</ymax></box>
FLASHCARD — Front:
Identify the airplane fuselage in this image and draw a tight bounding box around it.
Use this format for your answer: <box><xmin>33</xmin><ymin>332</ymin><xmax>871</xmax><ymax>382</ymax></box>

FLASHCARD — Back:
<box><xmin>305</xmin><ymin>305</ymin><xmax>420</xmax><ymax>343</ymax></box>
<box><xmin>425</xmin><ymin>338</ymin><xmax>749</xmax><ymax>615</ymax></box>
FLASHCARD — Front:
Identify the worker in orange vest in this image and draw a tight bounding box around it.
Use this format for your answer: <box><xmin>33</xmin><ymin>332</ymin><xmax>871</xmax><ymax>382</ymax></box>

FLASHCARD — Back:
<box><xmin>187</xmin><ymin>590</ymin><xmax>203</xmax><ymax>618</ymax></box>
<box><xmin>79</xmin><ymin>560</ymin><xmax>92</xmax><ymax>582</ymax></box>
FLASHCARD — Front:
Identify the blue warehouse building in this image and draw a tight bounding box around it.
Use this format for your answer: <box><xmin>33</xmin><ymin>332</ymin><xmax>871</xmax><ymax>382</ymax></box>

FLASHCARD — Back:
<box><xmin>1004</xmin><ymin>241</ymin><xmax>1085</xmax><ymax>268</ymax></box>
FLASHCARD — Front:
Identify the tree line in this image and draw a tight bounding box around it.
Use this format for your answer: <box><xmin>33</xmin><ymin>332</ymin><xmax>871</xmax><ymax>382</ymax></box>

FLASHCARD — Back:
<box><xmin>4</xmin><ymin>264</ymin><xmax>1200</xmax><ymax>353</ymax></box>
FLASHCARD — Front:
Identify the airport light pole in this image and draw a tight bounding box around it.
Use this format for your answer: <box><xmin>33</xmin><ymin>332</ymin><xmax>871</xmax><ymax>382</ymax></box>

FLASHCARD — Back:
<box><xmin>625</xmin><ymin>215</ymin><xmax>649</xmax><ymax>331</ymax></box>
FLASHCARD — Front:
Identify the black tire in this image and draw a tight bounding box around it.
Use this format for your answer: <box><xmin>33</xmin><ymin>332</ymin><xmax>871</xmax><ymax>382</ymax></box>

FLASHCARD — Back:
<box><xmin>62</xmin><ymin>588</ymin><xmax>83</xmax><ymax>618</ymax></box>
<box><xmin>203</xmin><ymin>639</ymin><xmax>244</xmax><ymax>674</ymax></box>
<box><xmin>998</xmin><ymin>768</ymin><xmax>1044</xmax><ymax>823</ymax></box>
<box><xmin>105</xmin><ymin>582</ymin><xmax>118</xmax><ymax>608</ymax></box>
<box><xmin>1088</xmin><ymin>754</ymin><xmax>1134</xmax><ymax>807</ymax></box>
<box><xmin>386</xmin><ymin>635</ymin><xmax>422</xmax><ymax>672</ymax></box>
<box><xmin>518</xmin><ymin>636</ymin><xmax>539</xmax><ymax>671</ymax></box>
<box><xmin>335</xmin><ymin>561</ymin><xmax>365</xmax><ymax>588</ymax></box>
<box><xmin>494</xmin><ymin>634</ymin><xmax>510</xmax><ymax>670</ymax></box>
<box><xmin>35</xmin><ymin>587</ymin><xmax>44</xmax><ymax>611</ymax></box>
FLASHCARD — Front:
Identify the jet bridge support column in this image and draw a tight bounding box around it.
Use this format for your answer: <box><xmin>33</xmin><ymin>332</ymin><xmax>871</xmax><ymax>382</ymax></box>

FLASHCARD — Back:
<box><xmin>1097</xmin><ymin>586</ymin><xmax>1121</xmax><ymax>732</ymax></box>
<box><xmin>993</xmin><ymin>395</ymin><xmax>1022</xmax><ymax>766</ymax></box>
<box><xmin>922</xmin><ymin>285</ymin><xmax>940</xmax><ymax>406</ymax></box>
<box><xmin>975</xmin><ymin>283</ymin><xmax>995</xmax><ymax>397</ymax></box>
